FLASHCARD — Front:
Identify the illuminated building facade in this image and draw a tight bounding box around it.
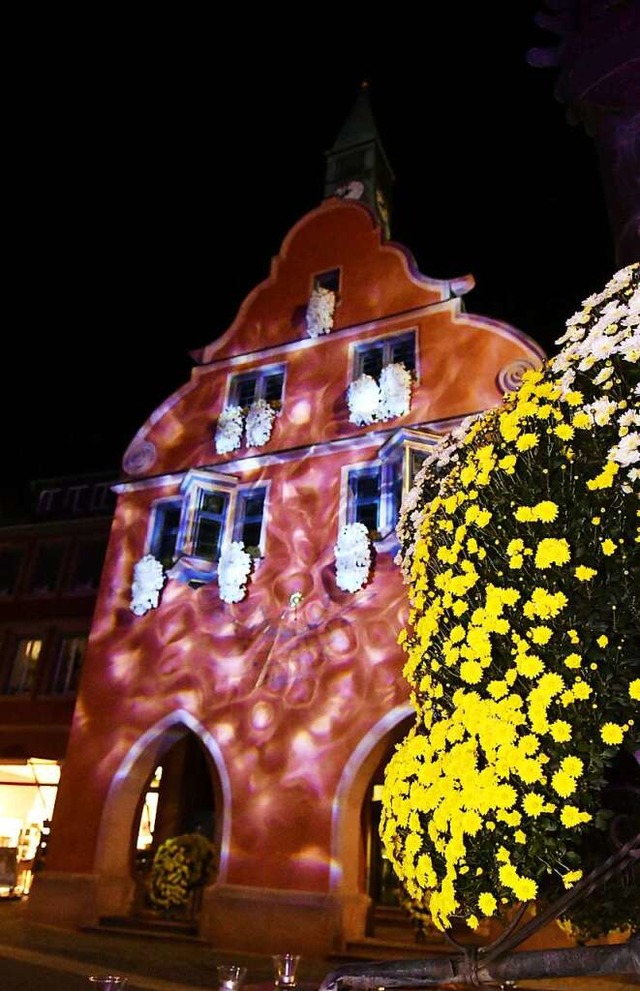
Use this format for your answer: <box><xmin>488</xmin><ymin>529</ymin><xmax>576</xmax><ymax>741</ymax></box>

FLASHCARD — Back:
<box><xmin>26</xmin><ymin>91</ymin><xmax>544</xmax><ymax>953</ymax></box>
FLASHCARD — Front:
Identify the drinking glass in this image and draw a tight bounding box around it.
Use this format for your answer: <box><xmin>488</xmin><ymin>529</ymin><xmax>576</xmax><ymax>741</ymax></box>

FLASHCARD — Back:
<box><xmin>272</xmin><ymin>953</ymin><xmax>301</xmax><ymax>988</ymax></box>
<box><xmin>217</xmin><ymin>964</ymin><xmax>248</xmax><ymax>991</ymax></box>
<box><xmin>88</xmin><ymin>978</ymin><xmax>128</xmax><ymax>990</ymax></box>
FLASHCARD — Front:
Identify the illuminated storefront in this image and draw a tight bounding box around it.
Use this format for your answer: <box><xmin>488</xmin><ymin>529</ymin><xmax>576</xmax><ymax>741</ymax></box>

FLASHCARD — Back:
<box><xmin>0</xmin><ymin>759</ymin><xmax>59</xmax><ymax>896</ymax></box>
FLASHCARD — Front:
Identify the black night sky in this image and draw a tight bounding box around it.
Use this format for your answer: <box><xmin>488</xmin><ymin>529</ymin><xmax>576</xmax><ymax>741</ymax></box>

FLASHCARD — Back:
<box><xmin>5</xmin><ymin>5</ymin><xmax>617</xmax><ymax>498</ymax></box>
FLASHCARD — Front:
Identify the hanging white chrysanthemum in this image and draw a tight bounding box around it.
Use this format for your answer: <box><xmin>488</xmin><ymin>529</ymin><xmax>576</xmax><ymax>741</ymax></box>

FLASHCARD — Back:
<box><xmin>347</xmin><ymin>373</ymin><xmax>380</xmax><ymax>425</ymax></box>
<box><xmin>334</xmin><ymin>521</ymin><xmax>372</xmax><ymax>592</ymax></box>
<box><xmin>218</xmin><ymin>541</ymin><xmax>253</xmax><ymax>603</ymax></box>
<box><xmin>245</xmin><ymin>398</ymin><xmax>276</xmax><ymax>448</ymax></box>
<box><xmin>378</xmin><ymin>362</ymin><xmax>412</xmax><ymax>421</ymax></box>
<box><xmin>215</xmin><ymin>405</ymin><xmax>244</xmax><ymax>455</ymax></box>
<box><xmin>130</xmin><ymin>554</ymin><xmax>165</xmax><ymax>616</ymax></box>
<box><xmin>305</xmin><ymin>286</ymin><xmax>336</xmax><ymax>338</ymax></box>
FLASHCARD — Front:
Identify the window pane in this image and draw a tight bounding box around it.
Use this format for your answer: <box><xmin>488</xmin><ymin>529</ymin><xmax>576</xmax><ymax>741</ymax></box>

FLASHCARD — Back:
<box><xmin>29</xmin><ymin>545</ymin><xmax>65</xmax><ymax>595</ymax></box>
<box><xmin>314</xmin><ymin>269</ymin><xmax>340</xmax><ymax>294</ymax></box>
<box><xmin>235</xmin><ymin>377</ymin><xmax>257</xmax><ymax>406</ymax></box>
<box><xmin>0</xmin><ymin>549</ymin><xmax>23</xmax><ymax>597</ymax></box>
<box><xmin>201</xmin><ymin>492</ymin><xmax>226</xmax><ymax>515</ymax></box>
<box><xmin>194</xmin><ymin>518</ymin><xmax>222</xmax><ymax>560</ymax></box>
<box><xmin>359</xmin><ymin>347</ymin><xmax>383</xmax><ymax>379</ymax></box>
<box><xmin>51</xmin><ymin>636</ymin><xmax>86</xmax><ymax>694</ymax></box>
<box><xmin>151</xmin><ymin>504</ymin><xmax>181</xmax><ymax>569</ymax></box>
<box><xmin>390</xmin><ymin>335</ymin><xmax>415</xmax><ymax>372</ymax></box>
<box><xmin>70</xmin><ymin>540</ymin><xmax>107</xmax><ymax>591</ymax></box>
<box><xmin>6</xmin><ymin>638</ymin><xmax>42</xmax><ymax>695</ymax></box>
<box><xmin>263</xmin><ymin>372</ymin><xmax>284</xmax><ymax>403</ymax></box>
<box><xmin>349</xmin><ymin>469</ymin><xmax>381</xmax><ymax>534</ymax></box>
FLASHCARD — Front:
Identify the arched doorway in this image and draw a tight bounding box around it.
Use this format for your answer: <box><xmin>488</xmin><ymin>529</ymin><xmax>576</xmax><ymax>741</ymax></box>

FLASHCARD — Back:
<box><xmin>362</xmin><ymin>714</ymin><xmax>416</xmax><ymax>939</ymax></box>
<box><xmin>93</xmin><ymin>711</ymin><xmax>230</xmax><ymax>925</ymax></box>
<box><xmin>130</xmin><ymin>729</ymin><xmax>221</xmax><ymax>918</ymax></box>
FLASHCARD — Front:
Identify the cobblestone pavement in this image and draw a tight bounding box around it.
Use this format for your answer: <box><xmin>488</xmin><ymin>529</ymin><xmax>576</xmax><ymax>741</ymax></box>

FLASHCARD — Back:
<box><xmin>0</xmin><ymin>899</ymin><xmax>637</xmax><ymax>991</ymax></box>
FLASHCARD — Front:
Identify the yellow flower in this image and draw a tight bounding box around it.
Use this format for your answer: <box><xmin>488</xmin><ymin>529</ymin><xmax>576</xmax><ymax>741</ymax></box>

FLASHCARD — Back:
<box><xmin>554</xmin><ymin>423</ymin><xmax>574</xmax><ymax>440</ymax></box>
<box><xmin>522</xmin><ymin>793</ymin><xmax>546</xmax><ymax>817</ymax></box>
<box><xmin>466</xmin><ymin>914</ymin><xmax>479</xmax><ymax>930</ymax></box>
<box><xmin>601</xmin><ymin>538</ymin><xmax>617</xmax><ymax>555</ymax></box>
<box><xmin>630</xmin><ymin>679</ymin><xmax>640</xmax><ymax>701</ymax></box>
<box><xmin>534</xmin><ymin>501</ymin><xmax>559</xmax><ymax>522</ymax></box>
<box><xmin>478</xmin><ymin>892</ymin><xmax>497</xmax><ymax>916</ymax></box>
<box><xmin>535</xmin><ymin>538</ymin><xmax>571</xmax><ymax>569</ymax></box>
<box><xmin>561</xmin><ymin>756</ymin><xmax>583</xmax><ymax>777</ymax></box>
<box><xmin>552</xmin><ymin>770</ymin><xmax>577</xmax><ymax>798</ymax></box>
<box><xmin>516</xmin><ymin>433</ymin><xmax>539</xmax><ymax>452</ymax></box>
<box><xmin>597</xmin><ymin>635</ymin><xmax>609</xmax><ymax>648</ymax></box>
<box><xmin>575</xmin><ymin>565</ymin><xmax>597</xmax><ymax>581</ymax></box>
<box><xmin>564</xmin><ymin>653</ymin><xmax>582</xmax><ymax>669</ymax></box>
<box><xmin>460</xmin><ymin>660</ymin><xmax>483</xmax><ymax>684</ymax></box>
<box><xmin>549</xmin><ymin>720</ymin><xmax>572</xmax><ymax>742</ymax></box>
<box><xmin>562</xmin><ymin>869</ymin><xmax>583</xmax><ymax>888</ymax></box>
<box><xmin>600</xmin><ymin>722</ymin><xmax>624</xmax><ymax>746</ymax></box>
<box><xmin>560</xmin><ymin>805</ymin><xmax>592</xmax><ymax>828</ymax></box>
<box><xmin>528</xmin><ymin>625</ymin><xmax>553</xmax><ymax>645</ymax></box>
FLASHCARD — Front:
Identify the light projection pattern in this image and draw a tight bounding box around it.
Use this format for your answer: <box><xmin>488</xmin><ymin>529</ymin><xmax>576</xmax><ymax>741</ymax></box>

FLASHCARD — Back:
<box><xmin>79</xmin><ymin>447</ymin><xmax>409</xmax><ymax>890</ymax></box>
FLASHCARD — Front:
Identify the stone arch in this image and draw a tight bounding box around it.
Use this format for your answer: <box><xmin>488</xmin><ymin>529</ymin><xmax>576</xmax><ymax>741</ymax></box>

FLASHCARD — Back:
<box><xmin>94</xmin><ymin>710</ymin><xmax>231</xmax><ymax>902</ymax></box>
<box><xmin>330</xmin><ymin>703</ymin><xmax>414</xmax><ymax>898</ymax></box>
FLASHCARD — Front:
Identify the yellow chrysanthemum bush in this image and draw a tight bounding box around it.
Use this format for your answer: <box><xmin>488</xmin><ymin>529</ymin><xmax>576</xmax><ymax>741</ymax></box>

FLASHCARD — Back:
<box><xmin>381</xmin><ymin>263</ymin><xmax>639</xmax><ymax>941</ymax></box>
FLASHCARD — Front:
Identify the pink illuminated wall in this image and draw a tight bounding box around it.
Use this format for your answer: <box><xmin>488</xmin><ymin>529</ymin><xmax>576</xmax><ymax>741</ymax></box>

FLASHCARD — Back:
<box><xmin>40</xmin><ymin>198</ymin><xmax>544</xmax><ymax>928</ymax></box>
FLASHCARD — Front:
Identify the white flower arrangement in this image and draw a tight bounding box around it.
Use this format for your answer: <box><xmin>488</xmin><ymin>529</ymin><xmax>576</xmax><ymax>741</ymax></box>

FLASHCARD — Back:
<box><xmin>347</xmin><ymin>373</ymin><xmax>380</xmax><ymax>425</ymax></box>
<box><xmin>215</xmin><ymin>405</ymin><xmax>244</xmax><ymax>454</ymax></box>
<box><xmin>245</xmin><ymin>398</ymin><xmax>276</xmax><ymax>448</ymax></box>
<box><xmin>378</xmin><ymin>362</ymin><xmax>412</xmax><ymax>420</ymax></box>
<box><xmin>305</xmin><ymin>286</ymin><xmax>336</xmax><ymax>338</ymax></box>
<box><xmin>334</xmin><ymin>521</ymin><xmax>372</xmax><ymax>592</ymax></box>
<box><xmin>130</xmin><ymin>554</ymin><xmax>165</xmax><ymax>616</ymax></box>
<box><xmin>218</xmin><ymin>540</ymin><xmax>253</xmax><ymax>603</ymax></box>
<box><xmin>348</xmin><ymin>362</ymin><xmax>412</xmax><ymax>426</ymax></box>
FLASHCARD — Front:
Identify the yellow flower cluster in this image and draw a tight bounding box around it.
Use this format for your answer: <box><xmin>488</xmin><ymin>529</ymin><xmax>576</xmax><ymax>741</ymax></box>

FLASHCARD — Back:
<box><xmin>384</xmin><ymin>264</ymin><xmax>639</xmax><ymax>938</ymax></box>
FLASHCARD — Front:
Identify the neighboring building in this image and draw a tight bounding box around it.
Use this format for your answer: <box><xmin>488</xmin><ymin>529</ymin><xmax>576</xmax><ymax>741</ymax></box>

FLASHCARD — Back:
<box><xmin>0</xmin><ymin>472</ymin><xmax>115</xmax><ymax>896</ymax></box>
<box><xmin>26</xmin><ymin>89</ymin><xmax>544</xmax><ymax>953</ymax></box>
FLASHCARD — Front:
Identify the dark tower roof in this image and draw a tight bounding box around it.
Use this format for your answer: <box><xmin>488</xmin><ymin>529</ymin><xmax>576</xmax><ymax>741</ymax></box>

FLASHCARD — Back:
<box><xmin>324</xmin><ymin>83</ymin><xmax>395</xmax><ymax>239</ymax></box>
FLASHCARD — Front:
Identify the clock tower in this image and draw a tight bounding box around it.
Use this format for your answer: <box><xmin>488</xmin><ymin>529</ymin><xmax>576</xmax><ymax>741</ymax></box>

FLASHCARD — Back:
<box><xmin>324</xmin><ymin>82</ymin><xmax>395</xmax><ymax>239</ymax></box>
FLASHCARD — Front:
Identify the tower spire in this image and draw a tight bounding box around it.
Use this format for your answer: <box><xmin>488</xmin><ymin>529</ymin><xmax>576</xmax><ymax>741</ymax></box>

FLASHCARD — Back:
<box><xmin>324</xmin><ymin>82</ymin><xmax>395</xmax><ymax>239</ymax></box>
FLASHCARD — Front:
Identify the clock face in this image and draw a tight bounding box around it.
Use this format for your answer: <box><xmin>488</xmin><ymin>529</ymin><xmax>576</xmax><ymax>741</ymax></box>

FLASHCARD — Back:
<box><xmin>336</xmin><ymin>180</ymin><xmax>364</xmax><ymax>201</ymax></box>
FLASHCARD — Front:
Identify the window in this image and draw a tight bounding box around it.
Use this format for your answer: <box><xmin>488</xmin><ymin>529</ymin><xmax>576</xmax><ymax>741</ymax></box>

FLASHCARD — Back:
<box><xmin>5</xmin><ymin>638</ymin><xmax>42</xmax><ymax>695</ymax></box>
<box><xmin>50</xmin><ymin>635</ymin><xmax>87</xmax><ymax>695</ymax></box>
<box><xmin>229</xmin><ymin>365</ymin><xmax>285</xmax><ymax>409</ymax></box>
<box><xmin>354</xmin><ymin>331</ymin><xmax>416</xmax><ymax>380</ymax></box>
<box><xmin>313</xmin><ymin>268</ymin><xmax>341</xmax><ymax>294</ymax></box>
<box><xmin>150</xmin><ymin>501</ymin><xmax>182</xmax><ymax>570</ymax></box>
<box><xmin>193</xmin><ymin>490</ymin><xmax>229</xmax><ymax>561</ymax></box>
<box><xmin>0</xmin><ymin>549</ymin><xmax>23</xmax><ymax>597</ymax></box>
<box><xmin>234</xmin><ymin>488</ymin><xmax>267</xmax><ymax>553</ymax></box>
<box><xmin>28</xmin><ymin>543</ymin><xmax>65</xmax><ymax>595</ymax></box>
<box><xmin>347</xmin><ymin>462</ymin><xmax>402</xmax><ymax>539</ymax></box>
<box><xmin>68</xmin><ymin>540</ymin><xmax>107</xmax><ymax>592</ymax></box>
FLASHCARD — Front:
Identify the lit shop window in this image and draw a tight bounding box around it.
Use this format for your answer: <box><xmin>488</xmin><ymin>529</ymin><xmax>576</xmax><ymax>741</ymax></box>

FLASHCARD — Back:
<box><xmin>353</xmin><ymin>330</ymin><xmax>415</xmax><ymax>380</ymax></box>
<box><xmin>49</xmin><ymin>635</ymin><xmax>87</xmax><ymax>695</ymax></box>
<box><xmin>347</xmin><ymin>463</ymin><xmax>402</xmax><ymax>540</ymax></box>
<box><xmin>229</xmin><ymin>365</ymin><xmax>285</xmax><ymax>410</ymax></box>
<box><xmin>135</xmin><ymin>765</ymin><xmax>162</xmax><ymax>858</ymax></box>
<box><xmin>5</xmin><ymin>638</ymin><xmax>43</xmax><ymax>695</ymax></box>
